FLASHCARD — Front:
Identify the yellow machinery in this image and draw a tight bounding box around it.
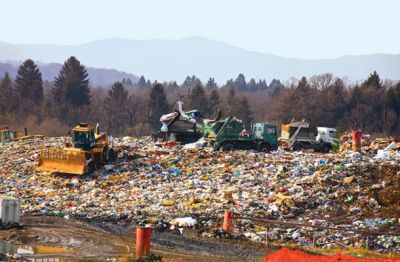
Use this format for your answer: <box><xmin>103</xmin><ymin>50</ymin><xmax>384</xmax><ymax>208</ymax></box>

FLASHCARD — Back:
<box><xmin>0</xmin><ymin>126</ymin><xmax>15</xmax><ymax>143</ymax></box>
<box><xmin>37</xmin><ymin>123</ymin><xmax>115</xmax><ymax>175</ymax></box>
<box><xmin>1</xmin><ymin>126</ymin><xmax>44</xmax><ymax>143</ymax></box>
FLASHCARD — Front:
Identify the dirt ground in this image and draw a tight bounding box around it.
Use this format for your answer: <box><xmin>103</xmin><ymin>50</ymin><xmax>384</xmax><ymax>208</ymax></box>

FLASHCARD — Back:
<box><xmin>0</xmin><ymin>216</ymin><xmax>270</xmax><ymax>261</ymax></box>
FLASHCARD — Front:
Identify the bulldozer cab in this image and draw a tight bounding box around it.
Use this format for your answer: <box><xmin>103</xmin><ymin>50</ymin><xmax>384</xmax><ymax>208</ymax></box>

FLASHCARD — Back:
<box><xmin>0</xmin><ymin>129</ymin><xmax>11</xmax><ymax>142</ymax></box>
<box><xmin>72</xmin><ymin>124</ymin><xmax>96</xmax><ymax>151</ymax></box>
<box><xmin>0</xmin><ymin>126</ymin><xmax>16</xmax><ymax>143</ymax></box>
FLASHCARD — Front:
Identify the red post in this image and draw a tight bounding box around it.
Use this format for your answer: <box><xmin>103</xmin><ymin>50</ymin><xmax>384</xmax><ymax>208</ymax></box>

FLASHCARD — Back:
<box><xmin>351</xmin><ymin>131</ymin><xmax>362</xmax><ymax>152</ymax></box>
<box><xmin>223</xmin><ymin>211</ymin><xmax>235</xmax><ymax>233</ymax></box>
<box><xmin>136</xmin><ymin>227</ymin><xmax>151</xmax><ymax>258</ymax></box>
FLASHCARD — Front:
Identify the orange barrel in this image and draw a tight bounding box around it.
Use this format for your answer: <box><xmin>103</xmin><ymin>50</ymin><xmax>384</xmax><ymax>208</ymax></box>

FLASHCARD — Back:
<box><xmin>223</xmin><ymin>211</ymin><xmax>235</xmax><ymax>233</ymax></box>
<box><xmin>351</xmin><ymin>131</ymin><xmax>362</xmax><ymax>152</ymax></box>
<box><xmin>136</xmin><ymin>227</ymin><xmax>151</xmax><ymax>257</ymax></box>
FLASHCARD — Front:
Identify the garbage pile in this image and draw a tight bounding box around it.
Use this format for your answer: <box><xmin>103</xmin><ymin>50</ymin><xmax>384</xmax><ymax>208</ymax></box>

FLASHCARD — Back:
<box><xmin>0</xmin><ymin>135</ymin><xmax>399</xmax><ymax>252</ymax></box>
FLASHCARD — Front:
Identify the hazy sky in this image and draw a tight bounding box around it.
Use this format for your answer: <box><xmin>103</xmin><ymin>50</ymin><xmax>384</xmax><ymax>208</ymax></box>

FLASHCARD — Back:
<box><xmin>1</xmin><ymin>0</ymin><xmax>399</xmax><ymax>59</ymax></box>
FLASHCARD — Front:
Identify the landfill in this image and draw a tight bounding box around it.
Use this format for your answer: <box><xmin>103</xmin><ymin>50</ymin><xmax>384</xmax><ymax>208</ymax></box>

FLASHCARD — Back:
<box><xmin>0</xmin><ymin>134</ymin><xmax>400</xmax><ymax>253</ymax></box>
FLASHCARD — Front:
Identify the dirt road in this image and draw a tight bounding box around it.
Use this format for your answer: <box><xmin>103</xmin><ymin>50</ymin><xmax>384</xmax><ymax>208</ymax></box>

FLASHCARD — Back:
<box><xmin>0</xmin><ymin>216</ymin><xmax>269</xmax><ymax>261</ymax></box>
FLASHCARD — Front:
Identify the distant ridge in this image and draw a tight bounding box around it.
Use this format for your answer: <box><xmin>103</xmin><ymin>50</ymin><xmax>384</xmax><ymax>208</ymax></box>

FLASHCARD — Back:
<box><xmin>0</xmin><ymin>37</ymin><xmax>399</xmax><ymax>83</ymax></box>
<box><xmin>0</xmin><ymin>61</ymin><xmax>138</xmax><ymax>86</ymax></box>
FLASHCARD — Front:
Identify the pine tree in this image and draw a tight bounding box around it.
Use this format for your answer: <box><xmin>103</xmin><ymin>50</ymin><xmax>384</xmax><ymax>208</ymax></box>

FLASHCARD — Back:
<box><xmin>0</xmin><ymin>72</ymin><xmax>14</xmax><ymax>116</ymax></box>
<box><xmin>208</xmin><ymin>89</ymin><xmax>221</xmax><ymax>117</ymax></box>
<box><xmin>363</xmin><ymin>71</ymin><xmax>382</xmax><ymax>89</ymax></box>
<box><xmin>168</xmin><ymin>81</ymin><xmax>179</xmax><ymax>90</ymax></box>
<box><xmin>182</xmin><ymin>75</ymin><xmax>201</xmax><ymax>89</ymax></box>
<box><xmin>269</xmin><ymin>79</ymin><xmax>284</xmax><ymax>95</ymax></box>
<box><xmin>247</xmin><ymin>78</ymin><xmax>257</xmax><ymax>91</ymax></box>
<box><xmin>205</xmin><ymin>77</ymin><xmax>217</xmax><ymax>90</ymax></box>
<box><xmin>256</xmin><ymin>79</ymin><xmax>268</xmax><ymax>90</ymax></box>
<box><xmin>148</xmin><ymin>83</ymin><xmax>170</xmax><ymax>130</ymax></box>
<box><xmin>236</xmin><ymin>96</ymin><xmax>254</xmax><ymax>129</ymax></box>
<box><xmin>137</xmin><ymin>76</ymin><xmax>146</xmax><ymax>88</ymax></box>
<box><xmin>53</xmin><ymin>56</ymin><xmax>90</xmax><ymax>106</ymax></box>
<box><xmin>233</xmin><ymin>73</ymin><xmax>246</xmax><ymax>90</ymax></box>
<box><xmin>104</xmin><ymin>82</ymin><xmax>129</xmax><ymax>134</ymax></box>
<box><xmin>188</xmin><ymin>83</ymin><xmax>209</xmax><ymax>116</ymax></box>
<box><xmin>15</xmin><ymin>59</ymin><xmax>43</xmax><ymax>105</ymax></box>
<box><xmin>146</xmin><ymin>80</ymin><xmax>152</xmax><ymax>88</ymax></box>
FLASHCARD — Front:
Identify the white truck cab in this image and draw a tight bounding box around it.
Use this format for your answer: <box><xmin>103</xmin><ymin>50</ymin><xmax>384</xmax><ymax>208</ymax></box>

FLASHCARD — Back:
<box><xmin>316</xmin><ymin>127</ymin><xmax>339</xmax><ymax>147</ymax></box>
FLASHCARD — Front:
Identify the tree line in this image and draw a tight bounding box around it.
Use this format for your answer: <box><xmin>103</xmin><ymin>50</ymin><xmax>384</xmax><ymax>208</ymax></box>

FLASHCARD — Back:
<box><xmin>0</xmin><ymin>56</ymin><xmax>399</xmax><ymax>137</ymax></box>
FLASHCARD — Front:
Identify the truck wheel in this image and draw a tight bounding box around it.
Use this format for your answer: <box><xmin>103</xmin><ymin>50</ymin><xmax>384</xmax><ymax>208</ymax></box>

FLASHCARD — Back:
<box><xmin>322</xmin><ymin>144</ymin><xmax>331</xmax><ymax>153</ymax></box>
<box><xmin>223</xmin><ymin>143</ymin><xmax>235</xmax><ymax>152</ymax></box>
<box><xmin>259</xmin><ymin>143</ymin><xmax>271</xmax><ymax>153</ymax></box>
<box><xmin>293</xmin><ymin>143</ymin><xmax>303</xmax><ymax>151</ymax></box>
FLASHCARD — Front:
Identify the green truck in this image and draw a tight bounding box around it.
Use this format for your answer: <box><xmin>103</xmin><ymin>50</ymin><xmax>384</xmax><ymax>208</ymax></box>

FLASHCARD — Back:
<box><xmin>205</xmin><ymin>116</ymin><xmax>278</xmax><ymax>152</ymax></box>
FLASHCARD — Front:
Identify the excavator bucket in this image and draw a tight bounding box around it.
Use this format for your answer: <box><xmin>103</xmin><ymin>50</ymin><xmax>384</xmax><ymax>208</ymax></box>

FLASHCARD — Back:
<box><xmin>37</xmin><ymin>148</ymin><xmax>87</xmax><ymax>175</ymax></box>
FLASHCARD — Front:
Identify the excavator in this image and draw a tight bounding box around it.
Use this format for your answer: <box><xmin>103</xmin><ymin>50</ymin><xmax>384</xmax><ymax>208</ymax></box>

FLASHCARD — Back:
<box><xmin>37</xmin><ymin>123</ymin><xmax>115</xmax><ymax>175</ymax></box>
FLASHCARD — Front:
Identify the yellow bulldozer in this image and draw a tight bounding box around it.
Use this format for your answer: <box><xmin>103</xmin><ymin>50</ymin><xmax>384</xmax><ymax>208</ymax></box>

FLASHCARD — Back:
<box><xmin>37</xmin><ymin>123</ymin><xmax>116</xmax><ymax>175</ymax></box>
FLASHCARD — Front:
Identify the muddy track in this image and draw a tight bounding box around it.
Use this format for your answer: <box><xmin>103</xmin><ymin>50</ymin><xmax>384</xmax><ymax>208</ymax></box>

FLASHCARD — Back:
<box><xmin>0</xmin><ymin>216</ymin><xmax>268</xmax><ymax>261</ymax></box>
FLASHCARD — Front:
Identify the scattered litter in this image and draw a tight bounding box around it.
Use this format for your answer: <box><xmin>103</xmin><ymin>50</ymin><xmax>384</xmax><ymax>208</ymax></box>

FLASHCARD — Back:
<box><xmin>0</xmin><ymin>134</ymin><xmax>400</xmax><ymax>252</ymax></box>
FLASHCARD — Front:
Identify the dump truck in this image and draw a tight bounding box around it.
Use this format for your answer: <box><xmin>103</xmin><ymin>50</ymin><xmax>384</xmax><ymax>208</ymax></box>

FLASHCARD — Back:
<box><xmin>37</xmin><ymin>123</ymin><xmax>115</xmax><ymax>175</ymax></box>
<box><xmin>159</xmin><ymin>100</ymin><xmax>221</xmax><ymax>144</ymax></box>
<box><xmin>279</xmin><ymin>119</ymin><xmax>338</xmax><ymax>153</ymax></box>
<box><xmin>209</xmin><ymin>116</ymin><xmax>278</xmax><ymax>152</ymax></box>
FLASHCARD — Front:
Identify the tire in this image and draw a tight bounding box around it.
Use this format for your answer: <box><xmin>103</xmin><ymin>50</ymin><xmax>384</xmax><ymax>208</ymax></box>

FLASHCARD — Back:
<box><xmin>259</xmin><ymin>143</ymin><xmax>271</xmax><ymax>153</ymax></box>
<box><xmin>293</xmin><ymin>143</ymin><xmax>303</xmax><ymax>151</ymax></box>
<box><xmin>223</xmin><ymin>143</ymin><xmax>235</xmax><ymax>152</ymax></box>
<box><xmin>321</xmin><ymin>144</ymin><xmax>331</xmax><ymax>153</ymax></box>
<box><xmin>86</xmin><ymin>160</ymin><xmax>96</xmax><ymax>174</ymax></box>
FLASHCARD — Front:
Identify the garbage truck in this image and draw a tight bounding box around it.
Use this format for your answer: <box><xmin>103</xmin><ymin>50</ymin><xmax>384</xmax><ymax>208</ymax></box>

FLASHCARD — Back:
<box><xmin>208</xmin><ymin>116</ymin><xmax>278</xmax><ymax>152</ymax></box>
<box><xmin>159</xmin><ymin>100</ymin><xmax>221</xmax><ymax>144</ymax></box>
<box><xmin>279</xmin><ymin>119</ymin><xmax>338</xmax><ymax>153</ymax></box>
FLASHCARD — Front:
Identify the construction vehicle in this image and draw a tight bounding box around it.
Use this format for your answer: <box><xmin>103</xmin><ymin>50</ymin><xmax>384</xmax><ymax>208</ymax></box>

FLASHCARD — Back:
<box><xmin>0</xmin><ymin>126</ymin><xmax>16</xmax><ymax>143</ymax></box>
<box><xmin>0</xmin><ymin>126</ymin><xmax>43</xmax><ymax>143</ymax></box>
<box><xmin>279</xmin><ymin>119</ymin><xmax>338</xmax><ymax>153</ymax></box>
<box><xmin>159</xmin><ymin>100</ymin><xmax>221</xmax><ymax>144</ymax></box>
<box><xmin>37</xmin><ymin>123</ymin><xmax>115</xmax><ymax>175</ymax></box>
<box><xmin>209</xmin><ymin>116</ymin><xmax>278</xmax><ymax>152</ymax></box>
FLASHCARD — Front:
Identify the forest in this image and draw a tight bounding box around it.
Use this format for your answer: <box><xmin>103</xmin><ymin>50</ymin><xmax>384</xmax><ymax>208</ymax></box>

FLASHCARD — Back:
<box><xmin>0</xmin><ymin>56</ymin><xmax>399</xmax><ymax>137</ymax></box>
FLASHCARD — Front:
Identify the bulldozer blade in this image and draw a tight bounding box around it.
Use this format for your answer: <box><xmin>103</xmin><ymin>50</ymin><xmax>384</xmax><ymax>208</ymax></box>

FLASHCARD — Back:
<box><xmin>37</xmin><ymin>148</ymin><xmax>87</xmax><ymax>175</ymax></box>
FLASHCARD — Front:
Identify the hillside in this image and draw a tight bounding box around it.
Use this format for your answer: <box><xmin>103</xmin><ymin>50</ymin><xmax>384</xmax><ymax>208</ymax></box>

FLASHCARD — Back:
<box><xmin>1</xmin><ymin>37</ymin><xmax>400</xmax><ymax>83</ymax></box>
<box><xmin>0</xmin><ymin>61</ymin><xmax>138</xmax><ymax>86</ymax></box>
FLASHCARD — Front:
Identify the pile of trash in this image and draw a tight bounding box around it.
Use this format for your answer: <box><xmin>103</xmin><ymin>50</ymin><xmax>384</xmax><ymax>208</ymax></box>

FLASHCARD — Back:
<box><xmin>340</xmin><ymin>134</ymin><xmax>400</xmax><ymax>158</ymax></box>
<box><xmin>0</xmin><ymin>135</ymin><xmax>399</xmax><ymax>252</ymax></box>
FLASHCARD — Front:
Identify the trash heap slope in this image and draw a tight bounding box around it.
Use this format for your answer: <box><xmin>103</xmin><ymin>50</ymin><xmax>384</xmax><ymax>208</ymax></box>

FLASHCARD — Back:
<box><xmin>1</xmin><ymin>136</ymin><xmax>400</xmax><ymax>252</ymax></box>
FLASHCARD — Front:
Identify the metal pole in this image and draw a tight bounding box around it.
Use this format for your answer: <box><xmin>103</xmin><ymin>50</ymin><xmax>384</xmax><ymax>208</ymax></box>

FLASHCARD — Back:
<box><xmin>312</xmin><ymin>233</ymin><xmax>315</xmax><ymax>247</ymax></box>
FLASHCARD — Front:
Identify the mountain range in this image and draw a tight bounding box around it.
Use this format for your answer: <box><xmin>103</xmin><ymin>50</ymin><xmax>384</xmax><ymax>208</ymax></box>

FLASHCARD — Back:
<box><xmin>0</xmin><ymin>37</ymin><xmax>399</xmax><ymax>85</ymax></box>
<box><xmin>0</xmin><ymin>61</ymin><xmax>138</xmax><ymax>87</ymax></box>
